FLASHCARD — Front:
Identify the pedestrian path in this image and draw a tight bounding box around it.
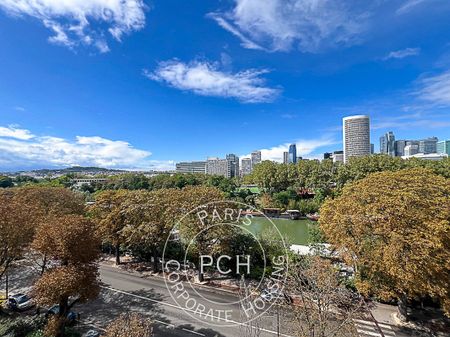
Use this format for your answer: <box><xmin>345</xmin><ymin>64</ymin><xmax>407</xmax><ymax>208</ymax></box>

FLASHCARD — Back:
<box><xmin>354</xmin><ymin>318</ymin><xmax>396</xmax><ymax>337</ymax></box>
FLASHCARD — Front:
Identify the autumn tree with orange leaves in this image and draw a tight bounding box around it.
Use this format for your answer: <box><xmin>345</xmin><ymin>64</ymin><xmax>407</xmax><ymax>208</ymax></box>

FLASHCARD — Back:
<box><xmin>320</xmin><ymin>168</ymin><xmax>450</xmax><ymax>320</ymax></box>
<box><xmin>32</xmin><ymin>215</ymin><xmax>101</xmax><ymax>337</ymax></box>
<box><xmin>104</xmin><ymin>313</ymin><xmax>153</xmax><ymax>337</ymax></box>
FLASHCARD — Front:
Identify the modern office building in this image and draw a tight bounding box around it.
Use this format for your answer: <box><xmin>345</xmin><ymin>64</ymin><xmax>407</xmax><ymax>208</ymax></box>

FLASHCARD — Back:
<box><xmin>283</xmin><ymin>151</ymin><xmax>289</xmax><ymax>164</ymax></box>
<box><xmin>343</xmin><ymin>115</ymin><xmax>371</xmax><ymax>163</ymax></box>
<box><xmin>380</xmin><ymin>131</ymin><xmax>395</xmax><ymax>156</ymax></box>
<box><xmin>226</xmin><ymin>153</ymin><xmax>240</xmax><ymax>178</ymax></box>
<box><xmin>404</xmin><ymin>144</ymin><xmax>419</xmax><ymax>157</ymax></box>
<box><xmin>332</xmin><ymin>151</ymin><xmax>344</xmax><ymax>163</ymax></box>
<box><xmin>323</xmin><ymin>152</ymin><xmax>332</xmax><ymax>160</ymax></box>
<box><xmin>419</xmin><ymin>137</ymin><xmax>438</xmax><ymax>154</ymax></box>
<box><xmin>288</xmin><ymin>144</ymin><xmax>297</xmax><ymax>164</ymax></box>
<box><xmin>175</xmin><ymin>161</ymin><xmax>207</xmax><ymax>174</ymax></box>
<box><xmin>437</xmin><ymin>140</ymin><xmax>450</xmax><ymax>155</ymax></box>
<box><xmin>251</xmin><ymin>151</ymin><xmax>262</xmax><ymax>167</ymax></box>
<box><xmin>241</xmin><ymin>158</ymin><xmax>252</xmax><ymax>176</ymax></box>
<box><xmin>395</xmin><ymin>140</ymin><xmax>407</xmax><ymax>157</ymax></box>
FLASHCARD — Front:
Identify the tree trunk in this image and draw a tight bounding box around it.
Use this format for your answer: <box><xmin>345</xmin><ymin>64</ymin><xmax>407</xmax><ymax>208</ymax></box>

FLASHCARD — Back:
<box><xmin>115</xmin><ymin>243</ymin><xmax>121</xmax><ymax>265</ymax></box>
<box><xmin>56</xmin><ymin>298</ymin><xmax>68</xmax><ymax>337</ymax></box>
<box><xmin>152</xmin><ymin>247</ymin><xmax>159</xmax><ymax>273</ymax></box>
<box><xmin>198</xmin><ymin>270</ymin><xmax>204</xmax><ymax>283</ymax></box>
<box><xmin>41</xmin><ymin>254</ymin><xmax>47</xmax><ymax>275</ymax></box>
<box><xmin>398</xmin><ymin>293</ymin><xmax>409</xmax><ymax>322</ymax></box>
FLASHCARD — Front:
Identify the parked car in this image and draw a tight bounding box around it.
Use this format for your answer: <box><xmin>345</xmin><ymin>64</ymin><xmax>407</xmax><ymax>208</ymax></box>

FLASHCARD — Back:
<box><xmin>7</xmin><ymin>293</ymin><xmax>34</xmax><ymax>311</ymax></box>
<box><xmin>83</xmin><ymin>330</ymin><xmax>101</xmax><ymax>337</ymax></box>
<box><xmin>46</xmin><ymin>305</ymin><xmax>79</xmax><ymax>324</ymax></box>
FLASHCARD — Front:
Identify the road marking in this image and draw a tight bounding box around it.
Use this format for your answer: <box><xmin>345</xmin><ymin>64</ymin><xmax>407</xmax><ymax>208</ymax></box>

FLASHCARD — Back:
<box><xmin>354</xmin><ymin>319</ymin><xmax>396</xmax><ymax>337</ymax></box>
<box><xmin>101</xmin><ymin>286</ymin><xmax>293</xmax><ymax>337</ymax></box>
<box><xmin>182</xmin><ymin>327</ymin><xmax>205</xmax><ymax>336</ymax></box>
<box><xmin>154</xmin><ymin>319</ymin><xmax>175</xmax><ymax>329</ymax></box>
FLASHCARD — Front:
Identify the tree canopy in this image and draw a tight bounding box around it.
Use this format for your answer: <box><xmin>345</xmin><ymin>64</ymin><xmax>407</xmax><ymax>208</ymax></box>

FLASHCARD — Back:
<box><xmin>320</xmin><ymin>168</ymin><xmax>450</xmax><ymax>316</ymax></box>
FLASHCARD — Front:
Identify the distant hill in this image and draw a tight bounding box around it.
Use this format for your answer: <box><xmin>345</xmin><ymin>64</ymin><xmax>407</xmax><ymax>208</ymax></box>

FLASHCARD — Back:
<box><xmin>7</xmin><ymin>166</ymin><xmax>128</xmax><ymax>177</ymax></box>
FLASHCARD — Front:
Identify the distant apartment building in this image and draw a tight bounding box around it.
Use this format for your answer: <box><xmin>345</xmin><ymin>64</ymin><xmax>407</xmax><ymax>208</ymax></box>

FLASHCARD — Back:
<box><xmin>288</xmin><ymin>144</ymin><xmax>297</xmax><ymax>164</ymax></box>
<box><xmin>206</xmin><ymin>154</ymin><xmax>239</xmax><ymax>178</ymax></box>
<box><xmin>380</xmin><ymin>131</ymin><xmax>395</xmax><ymax>156</ymax></box>
<box><xmin>343</xmin><ymin>115</ymin><xmax>371</xmax><ymax>163</ymax></box>
<box><xmin>206</xmin><ymin>157</ymin><xmax>229</xmax><ymax>177</ymax></box>
<box><xmin>437</xmin><ymin>140</ymin><xmax>450</xmax><ymax>155</ymax></box>
<box><xmin>251</xmin><ymin>151</ymin><xmax>262</xmax><ymax>168</ymax></box>
<box><xmin>283</xmin><ymin>151</ymin><xmax>289</xmax><ymax>164</ymax></box>
<box><xmin>419</xmin><ymin>137</ymin><xmax>438</xmax><ymax>154</ymax></box>
<box><xmin>175</xmin><ymin>161</ymin><xmax>206</xmax><ymax>174</ymax></box>
<box><xmin>241</xmin><ymin>158</ymin><xmax>252</xmax><ymax>176</ymax></box>
<box><xmin>72</xmin><ymin>177</ymin><xmax>108</xmax><ymax>187</ymax></box>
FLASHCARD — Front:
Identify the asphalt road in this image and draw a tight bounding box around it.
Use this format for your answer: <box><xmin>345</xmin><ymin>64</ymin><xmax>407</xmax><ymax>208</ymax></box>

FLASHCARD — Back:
<box><xmin>79</xmin><ymin>264</ymin><xmax>291</xmax><ymax>337</ymax></box>
<box><xmin>4</xmin><ymin>261</ymin><xmax>417</xmax><ymax>337</ymax></box>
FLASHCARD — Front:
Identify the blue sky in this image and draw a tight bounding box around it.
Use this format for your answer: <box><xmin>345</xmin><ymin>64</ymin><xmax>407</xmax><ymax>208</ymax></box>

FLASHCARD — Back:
<box><xmin>1</xmin><ymin>0</ymin><xmax>450</xmax><ymax>171</ymax></box>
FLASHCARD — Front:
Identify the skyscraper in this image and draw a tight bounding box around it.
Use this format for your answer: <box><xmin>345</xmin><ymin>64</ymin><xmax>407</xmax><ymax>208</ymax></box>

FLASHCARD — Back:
<box><xmin>288</xmin><ymin>144</ymin><xmax>297</xmax><ymax>164</ymax></box>
<box><xmin>395</xmin><ymin>140</ymin><xmax>407</xmax><ymax>157</ymax></box>
<box><xmin>241</xmin><ymin>158</ymin><xmax>252</xmax><ymax>176</ymax></box>
<box><xmin>283</xmin><ymin>151</ymin><xmax>289</xmax><ymax>164</ymax></box>
<box><xmin>226</xmin><ymin>154</ymin><xmax>239</xmax><ymax>178</ymax></box>
<box><xmin>379</xmin><ymin>131</ymin><xmax>395</xmax><ymax>156</ymax></box>
<box><xmin>251</xmin><ymin>151</ymin><xmax>261</xmax><ymax>168</ymax></box>
<box><xmin>343</xmin><ymin>115</ymin><xmax>371</xmax><ymax>163</ymax></box>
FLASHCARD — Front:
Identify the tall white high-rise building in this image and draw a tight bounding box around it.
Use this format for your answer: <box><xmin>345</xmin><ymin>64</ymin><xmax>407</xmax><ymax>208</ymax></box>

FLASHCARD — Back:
<box><xmin>251</xmin><ymin>151</ymin><xmax>261</xmax><ymax>167</ymax></box>
<box><xmin>343</xmin><ymin>115</ymin><xmax>371</xmax><ymax>163</ymax></box>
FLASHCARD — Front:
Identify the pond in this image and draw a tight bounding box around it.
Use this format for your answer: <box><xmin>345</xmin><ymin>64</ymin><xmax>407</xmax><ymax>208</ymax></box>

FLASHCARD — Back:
<box><xmin>245</xmin><ymin>217</ymin><xmax>314</xmax><ymax>245</ymax></box>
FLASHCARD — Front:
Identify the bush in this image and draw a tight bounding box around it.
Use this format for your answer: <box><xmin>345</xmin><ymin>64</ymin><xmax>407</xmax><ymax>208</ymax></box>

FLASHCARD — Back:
<box><xmin>0</xmin><ymin>317</ymin><xmax>46</xmax><ymax>337</ymax></box>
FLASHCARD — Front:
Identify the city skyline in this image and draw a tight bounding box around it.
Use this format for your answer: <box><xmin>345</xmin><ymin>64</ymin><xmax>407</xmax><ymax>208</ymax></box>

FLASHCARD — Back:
<box><xmin>1</xmin><ymin>1</ymin><xmax>450</xmax><ymax>171</ymax></box>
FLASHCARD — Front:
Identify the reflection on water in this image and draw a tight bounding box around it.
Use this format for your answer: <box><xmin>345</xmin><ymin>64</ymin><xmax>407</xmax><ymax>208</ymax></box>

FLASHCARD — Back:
<box><xmin>246</xmin><ymin>217</ymin><xmax>313</xmax><ymax>245</ymax></box>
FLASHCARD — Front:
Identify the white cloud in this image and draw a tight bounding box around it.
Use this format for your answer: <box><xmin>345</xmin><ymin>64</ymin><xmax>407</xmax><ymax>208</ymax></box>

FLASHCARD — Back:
<box><xmin>241</xmin><ymin>138</ymin><xmax>337</xmax><ymax>162</ymax></box>
<box><xmin>416</xmin><ymin>70</ymin><xmax>450</xmax><ymax>106</ymax></box>
<box><xmin>145</xmin><ymin>60</ymin><xmax>280</xmax><ymax>103</ymax></box>
<box><xmin>396</xmin><ymin>0</ymin><xmax>427</xmax><ymax>15</ymax></box>
<box><xmin>13</xmin><ymin>106</ymin><xmax>26</xmax><ymax>112</ymax></box>
<box><xmin>383</xmin><ymin>47</ymin><xmax>420</xmax><ymax>60</ymax></box>
<box><xmin>0</xmin><ymin>125</ymin><xmax>174</xmax><ymax>170</ymax></box>
<box><xmin>0</xmin><ymin>125</ymin><xmax>35</xmax><ymax>140</ymax></box>
<box><xmin>0</xmin><ymin>0</ymin><xmax>146</xmax><ymax>52</ymax></box>
<box><xmin>210</xmin><ymin>0</ymin><xmax>371</xmax><ymax>53</ymax></box>
<box><xmin>208</xmin><ymin>13</ymin><xmax>265</xmax><ymax>51</ymax></box>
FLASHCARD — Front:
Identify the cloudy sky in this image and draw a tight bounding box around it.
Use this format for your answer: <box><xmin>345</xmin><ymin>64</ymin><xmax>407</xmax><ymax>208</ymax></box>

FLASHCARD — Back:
<box><xmin>1</xmin><ymin>0</ymin><xmax>450</xmax><ymax>170</ymax></box>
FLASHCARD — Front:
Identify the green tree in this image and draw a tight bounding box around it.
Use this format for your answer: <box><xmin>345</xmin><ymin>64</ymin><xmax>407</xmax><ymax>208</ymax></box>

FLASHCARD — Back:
<box><xmin>320</xmin><ymin>168</ymin><xmax>450</xmax><ymax>318</ymax></box>
<box><xmin>0</xmin><ymin>175</ymin><xmax>14</xmax><ymax>188</ymax></box>
<box><xmin>122</xmin><ymin>189</ymin><xmax>181</xmax><ymax>272</ymax></box>
<box><xmin>177</xmin><ymin>186</ymin><xmax>238</xmax><ymax>282</ymax></box>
